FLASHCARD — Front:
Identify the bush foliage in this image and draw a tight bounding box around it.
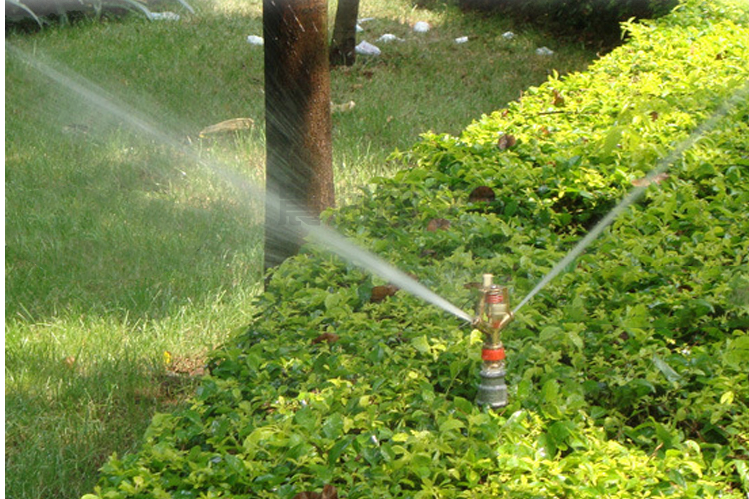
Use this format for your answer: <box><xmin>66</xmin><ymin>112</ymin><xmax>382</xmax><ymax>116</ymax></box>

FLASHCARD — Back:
<box><xmin>85</xmin><ymin>1</ymin><xmax>749</xmax><ymax>498</ymax></box>
<box><xmin>458</xmin><ymin>0</ymin><xmax>678</xmax><ymax>46</ymax></box>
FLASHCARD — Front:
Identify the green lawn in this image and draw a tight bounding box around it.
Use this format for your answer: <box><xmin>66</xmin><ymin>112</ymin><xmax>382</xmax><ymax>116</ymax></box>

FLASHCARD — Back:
<box><xmin>4</xmin><ymin>1</ymin><xmax>597</xmax><ymax>497</ymax></box>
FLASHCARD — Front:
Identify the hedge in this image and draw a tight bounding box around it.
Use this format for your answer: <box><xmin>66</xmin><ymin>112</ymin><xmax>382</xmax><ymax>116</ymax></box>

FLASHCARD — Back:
<box><xmin>84</xmin><ymin>1</ymin><xmax>749</xmax><ymax>498</ymax></box>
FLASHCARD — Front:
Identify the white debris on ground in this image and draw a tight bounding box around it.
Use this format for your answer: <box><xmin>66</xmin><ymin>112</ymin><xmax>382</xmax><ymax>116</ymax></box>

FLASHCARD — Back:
<box><xmin>355</xmin><ymin>41</ymin><xmax>381</xmax><ymax>56</ymax></box>
<box><xmin>151</xmin><ymin>11</ymin><xmax>180</xmax><ymax>21</ymax></box>
<box><xmin>331</xmin><ymin>101</ymin><xmax>356</xmax><ymax>113</ymax></box>
<box><xmin>240</xmin><ymin>17</ymin><xmax>545</xmax><ymax>58</ymax></box>
<box><xmin>413</xmin><ymin>21</ymin><xmax>430</xmax><ymax>33</ymax></box>
<box><xmin>376</xmin><ymin>34</ymin><xmax>404</xmax><ymax>43</ymax></box>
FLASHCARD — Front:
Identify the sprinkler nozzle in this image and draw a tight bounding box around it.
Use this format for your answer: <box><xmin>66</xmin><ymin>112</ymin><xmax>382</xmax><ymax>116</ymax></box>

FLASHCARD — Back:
<box><xmin>474</xmin><ymin>274</ymin><xmax>513</xmax><ymax>409</ymax></box>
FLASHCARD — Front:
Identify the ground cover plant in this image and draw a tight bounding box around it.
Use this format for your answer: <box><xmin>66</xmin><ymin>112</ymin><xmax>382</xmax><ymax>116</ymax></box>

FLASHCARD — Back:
<box><xmin>77</xmin><ymin>0</ymin><xmax>749</xmax><ymax>498</ymax></box>
<box><xmin>4</xmin><ymin>1</ymin><xmax>597</xmax><ymax>498</ymax></box>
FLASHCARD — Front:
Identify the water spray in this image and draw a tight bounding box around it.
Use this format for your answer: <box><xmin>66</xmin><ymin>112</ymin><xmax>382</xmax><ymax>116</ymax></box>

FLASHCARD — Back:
<box><xmin>12</xmin><ymin>41</ymin><xmax>747</xmax><ymax>414</ymax></box>
<box><xmin>5</xmin><ymin>42</ymin><xmax>476</xmax><ymax>326</ymax></box>
<box><xmin>512</xmin><ymin>80</ymin><xmax>749</xmax><ymax>316</ymax></box>
<box><xmin>472</xmin><ymin>274</ymin><xmax>513</xmax><ymax>408</ymax></box>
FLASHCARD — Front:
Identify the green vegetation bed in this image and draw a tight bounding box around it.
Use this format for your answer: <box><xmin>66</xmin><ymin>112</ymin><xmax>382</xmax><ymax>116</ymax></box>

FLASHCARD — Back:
<box><xmin>84</xmin><ymin>1</ymin><xmax>749</xmax><ymax>497</ymax></box>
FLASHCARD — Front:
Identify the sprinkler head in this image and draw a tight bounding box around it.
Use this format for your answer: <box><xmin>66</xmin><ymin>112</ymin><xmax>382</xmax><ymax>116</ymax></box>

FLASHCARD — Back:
<box><xmin>474</xmin><ymin>274</ymin><xmax>513</xmax><ymax>409</ymax></box>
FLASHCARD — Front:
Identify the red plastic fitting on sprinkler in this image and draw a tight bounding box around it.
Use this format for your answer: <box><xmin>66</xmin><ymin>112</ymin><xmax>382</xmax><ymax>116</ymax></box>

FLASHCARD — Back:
<box><xmin>482</xmin><ymin>348</ymin><xmax>505</xmax><ymax>362</ymax></box>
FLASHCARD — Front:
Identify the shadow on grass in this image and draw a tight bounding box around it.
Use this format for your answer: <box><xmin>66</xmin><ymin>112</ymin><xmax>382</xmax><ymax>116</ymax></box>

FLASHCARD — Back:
<box><xmin>5</xmin><ymin>342</ymin><xmax>202</xmax><ymax>499</ymax></box>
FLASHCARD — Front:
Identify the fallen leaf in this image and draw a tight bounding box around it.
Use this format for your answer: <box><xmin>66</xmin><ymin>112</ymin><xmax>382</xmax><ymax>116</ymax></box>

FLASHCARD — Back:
<box><xmin>497</xmin><ymin>133</ymin><xmax>517</xmax><ymax>150</ymax></box>
<box><xmin>293</xmin><ymin>485</ymin><xmax>338</xmax><ymax>499</ymax></box>
<box><xmin>468</xmin><ymin>186</ymin><xmax>496</xmax><ymax>203</ymax></box>
<box><xmin>312</xmin><ymin>332</ymin><xmax>340</xmax><ymax>345</ymax></box>
<box><xmin>426</xmin><ymin>218</ymin><xmax>451</xmax><ymax>232</ymax></box>
<box><xmin>371</xmin><ymin>284</ymin><xmax>398</xmax><ymax>302</ymax></box>
<box><xmin>631</xmin><ymin>172</ymin><xmax>670</xmax><ymax>187</ymax></box>
<box><xmin>167</xmin><ymin>352</ymin><xmax>207</xmax><ymax>377</ymax></box>
<box><xmin>552</xmin><ymin>89</ymin><xmax>565</xmax><ymax>107</ymax></box>
<box><xmin>322</xmin><ymin>485</ymin><xmax>338</xmax><ymax>499</ymax></box>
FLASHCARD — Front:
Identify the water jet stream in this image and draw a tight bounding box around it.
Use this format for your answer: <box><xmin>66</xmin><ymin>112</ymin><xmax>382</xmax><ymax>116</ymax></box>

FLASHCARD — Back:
<box><xmin>306</xmin><ymin>225</ymin><xmax>474</xmax><ymax>323</ymax></box>
<box><xmin>512</xmin><ymin>81</ymin><xmax>749</xmax><ymax>315</ymax></box>
<box><xmin>6</xmin><ymin>42</ymin><xmax>474</xmax><ymax>324</ymax></box>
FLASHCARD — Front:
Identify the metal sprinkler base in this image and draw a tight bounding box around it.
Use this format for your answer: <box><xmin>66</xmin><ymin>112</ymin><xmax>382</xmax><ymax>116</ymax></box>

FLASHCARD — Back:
<box><xmin>476</xmin><ymin>363</ymin><xmax>508</xmax><ymax>409</ymax></box>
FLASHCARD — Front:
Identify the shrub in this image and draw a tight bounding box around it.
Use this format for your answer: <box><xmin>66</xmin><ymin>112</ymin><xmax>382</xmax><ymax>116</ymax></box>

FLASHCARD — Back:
<box><xmin>458</xmin><ymin>0</ymin><xmax>678</xmax><ymax>47</ymax></box>
<box><xmin>84</xmin><ymin>1</ymin><xmax>749</xmax><ymax>498</ymax></box>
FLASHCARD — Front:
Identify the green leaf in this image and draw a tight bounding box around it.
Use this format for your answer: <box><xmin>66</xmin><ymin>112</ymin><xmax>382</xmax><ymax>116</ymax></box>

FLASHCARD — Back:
<box><xmin>652</xmin><ymin>354</ymin><xmax>681</xmax><ymax>384</ymax></box>
<box><xmin>328</xmin><ymin>436</ymin><xmax>353</xmax><ymax>465</ymax></box>
<box><xmin>357</xmin><ymin>280</ymin><xmax>374</xmax><ymax>304</ymax></box>
<box><xmin>724</xmin><ymin>335</ymin><xmax>749</xmax><ymax>369</ymax></box>
<box><xmin>733</xmin><ymin>460</ymin><xmax>749</xmax><ymax>493</ymax></box>
<box><xmin>322</xmin><ymin>413</ymin><xmax>344</xmax><ymax>440</ymax></box>
<box><xmin>453</xmin><ymin>396</ymin><xmax>474</xmax><ymax>414</ymax></box>
<box><xmin>412</xmin><ymin>335</ymin><xmax>431</xmax><ymax>355</ymax></box>
<box><xmin>294</xmin><ymin>407</ymin><xmax>318</xmax><ymax>432</ymax></box>
<box><xmin>601</xmin><ymin>126</ymin><xmax>626</xmax><ymax>157</ymax></box>
<box><xmin>542</xmin><ymin>379</ymin><xmax>560</xmax><ymax>404</ymax></box>
<box><xmin>720</xmin><ymin>391</ymin><xmax>734</xmax><ymax>405</ymax></box>
<box><xmin>439</xmin><ymin>418</ymin><xmax>465</xmax><ymax>433</ymax></box>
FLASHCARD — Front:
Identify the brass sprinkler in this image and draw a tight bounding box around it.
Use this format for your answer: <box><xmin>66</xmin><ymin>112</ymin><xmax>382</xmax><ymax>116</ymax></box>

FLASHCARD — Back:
<box><xmin>473</xmin><ymin>274</ymin><xmax>513</xmax><ymax>408</ymax></box>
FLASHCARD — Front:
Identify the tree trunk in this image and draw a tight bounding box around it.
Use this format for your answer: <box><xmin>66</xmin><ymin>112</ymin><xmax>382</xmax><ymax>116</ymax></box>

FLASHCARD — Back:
<box><xmin>263</xmin><ymin>0</ymin><xmax>335</xmax><ymax>273</ymax></box>
<box><xmin>329</xmin><ymin>0</ymin><xmax>360</xmax><ymax>67</ymax></box>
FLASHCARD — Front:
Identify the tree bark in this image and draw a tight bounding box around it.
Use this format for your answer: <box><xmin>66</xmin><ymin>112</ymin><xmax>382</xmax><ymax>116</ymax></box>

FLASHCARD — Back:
<box><xmin>329</xmin><ymin>0</ymin><xmax>360</xmax><ymax>67</ymax></box>
<box><xmin>263</xmin><ymin>0</ymin><xmax>335</xmax><ymax>273</ymax></box>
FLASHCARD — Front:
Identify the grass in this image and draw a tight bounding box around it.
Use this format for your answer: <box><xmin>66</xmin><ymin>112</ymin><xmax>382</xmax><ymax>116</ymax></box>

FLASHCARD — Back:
<box><xmin>4</xmin><ymin>1</ymin><xmax>597</xmax><ymax>497</ymax></box>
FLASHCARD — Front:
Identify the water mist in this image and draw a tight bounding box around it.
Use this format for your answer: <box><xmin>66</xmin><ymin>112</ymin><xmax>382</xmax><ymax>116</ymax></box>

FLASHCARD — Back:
<box><xmin>6</xmin><ymin>42</ymin><xmax>474</xmax><ymax>324</ymax></box>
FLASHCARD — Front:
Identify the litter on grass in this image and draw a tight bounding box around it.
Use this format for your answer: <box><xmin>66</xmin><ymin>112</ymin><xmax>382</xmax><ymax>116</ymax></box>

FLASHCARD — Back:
<box><xmin>502</xmin><ymin>31</ymin><xmax>516</xmax><ymax>40</ymax></box>
<box><xmin>536</xmin><ymin>46</ymin><xmax>555</xmax><ymax>56</ymax></box>
<box><xmin>356</xmin><ymin>41</ymin><xmax>381</xmax><ymax>56</ymax></box>
<box><xmin>455</xmin><ymin>36</ymin><xmax>469</xmax><ymax>44</ymax></box>
<box><xmin>331</xmin><ymin>101</ymin><xmax>356</xmax><ymax>113</ymax></box>
<box><xmin>151</xmin><ymin>11</ymin><xmax>180</xmax><ymax>21</ymax></box>
<box><xmin>247</xmin><ymin>35</ymin><xmax>264</xmax><ymax>46</ymax></box>
<box><xmin>413</xmin><ymin>21</ymin><xmax>430</xmax><ymax>33</ymax></box>
<box><xmin>377</xmin><ymin>34</ymin><xmax>404</xmax><ymax>43</ymax></box>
